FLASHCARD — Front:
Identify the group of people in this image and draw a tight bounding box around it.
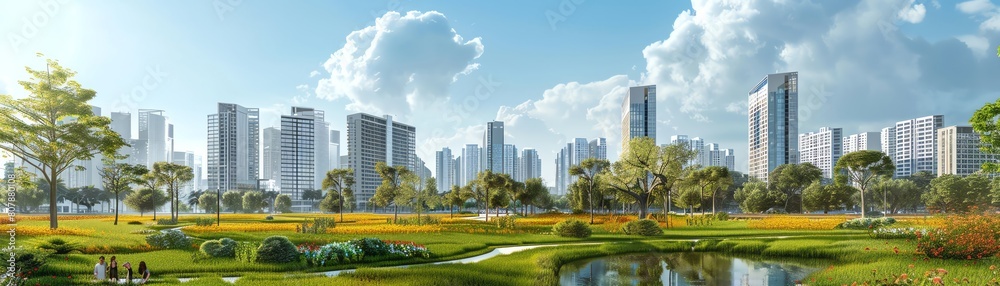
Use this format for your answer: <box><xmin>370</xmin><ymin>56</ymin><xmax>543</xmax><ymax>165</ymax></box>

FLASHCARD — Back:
<box><xmin>93</xmin><ymin>256</ymin><xmax>150</xmax><ymax>284</ymax></box>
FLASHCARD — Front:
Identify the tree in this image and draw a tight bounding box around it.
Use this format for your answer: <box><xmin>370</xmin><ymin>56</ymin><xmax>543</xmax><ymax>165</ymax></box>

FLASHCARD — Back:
<box><xmin>398</xmin><ymin>175</ymin><xmax>438</xmax><ymax>225</ymax></box>
<box><xmin>321</xmin><ymin>168</ymin><xmax>355</xmax><ymax>222</ymax></box>
<box><xmin>187</xmin><ymin>190</ymin><xmax>205</xmax><ymax>213</ymax></box>
<box><xmin>802</xmin><ymin>181</ymin><xmax>856</xmax><ymax>214</ymax></box>
<box><xmin>569</xmin><ymin>158</ymin><xmax>610</xmax><ymax>224</ymax></box>
<box><xmin>198</xmin><ymin>193</ymin><xmax>219</xmax><ymax>214</ymax></box>
<box><xmin>261</xmin><ymin>190</ymin><xmax>279</xmax><ymax>213</ymax></box>
<box><xmin>319</xmin><ymin>191</ymin><xmax>342</xmax><ymax>213</ymax></box>
<box><xmin>972</xmin><ymin>98</ymin><xmax>1000</xmax><ymax>173</ymax></box>
<box><xmin>372</xmin><ymin>162</ymin><xmax>411</xmax><ymax>224</ymax></box>
<box><xmin>445</xmin><ymin>185</ymin><xmax>466</xmax><ymax>218</ymax></box>
<box><xmin>603</xmin><ymin>138</ymin><xmax>696</xmax><ymax>219</ymax></box>
<box><xmin>473</xmin><ymin>170</ymin><xmax>507</xmax><ymax>222</ymax></box>
<box><xmin>768</xmin><ymin>163</ymin><xmax>822</xmax><ymax>213</ymax></box>
<box><xmin>734</xmin><ymin>181</ymin><xmax>780</xmax><ymax>214</ymax></box>
<box><xmin>870</xmin><ymin>177</ymin><xmax>922</xmax><ymax>214</ymax></box>
<box><xmin>100</xmin><ymin>158</ymin><xmax>147</xmax><ymax>225</ymax></box>
<box><xmin>1</xmin><ymin>168</ymin><xmax>44</xmax><ymax>213</ymax></box>
<box><xmin>149</xmin><ymin>162</ymin><xmax>193</xmax><ymax>222</ymax></box>
<box><xmin>673</xmin><ymin>185</ymin><xmax>703</xmax><ymax>215</ymax></box>
<box><xmin>523</xmin><ymin>178</ymin><xmax>547</xmax><ymax>215</ymax></box>
<box><xmin>923</xmin><ymin>174</ymin><xmax>991</xmax><ymax>213</ymax></box>
<box><xmin>275</xmin><ymin>194</ymin><xmax>292</xmax><ymax>213</ymax></box>
<box><xmin>301</xmin><ymin>189</ymin><xmax>324</xmax><ymax>212</ymax></box>
<box><xmin>242</xmin><ymin>191</ymin><xmax>265</xmax><ymax>213</ymax></box>
<box><xmin>69</xmin><ymin>186</ymin><xmax>104</xmax><ymax>213</ymax></box>
<box><xmin>834</xmin><ymin>150</ymin><xmax>894</xmax><ymax>218</ymax></box>
<box><xmin>685</xmin><ymin>166</ymin><xmax>732</xmax><ymax>214</ymax></box>
<box><xmin>124</xmin><ymin>188</ymin><xmax>167</xmax><ymax>219</ymax></box>
<box><xmin>221</xmin><ymin>190</ymin><xmax>243</xmax><ymax>213</ymax></box>
<box><xmin>0</xmin><ymin>57</ymin><xmax>128</xmax><ymax>229</ymax></box>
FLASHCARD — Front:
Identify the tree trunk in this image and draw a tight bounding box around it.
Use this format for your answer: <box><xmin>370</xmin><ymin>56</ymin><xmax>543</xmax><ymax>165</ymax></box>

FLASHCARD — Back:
<box><xmin>339</xmin><ymin>189</ymin><xmax>344</xmax><ymax>223</ymax></box>
<box><xmin>712</xmin><ymin>191</ymin><xmax>717</xmax><ymax>214</ymax></box>
<box><xmin>393</xmin><ymin>205</ymin><xmax>398</xmax><ymax>224</ymax></box>
<box><xmin>114</xmin><ymin>195</ymin><xmax>120</xmax><ymax>225</ymax></box>
<box><xmin>860</xmin><ymin>188</ymin><xmax>866</xmax><ymax>219</ymax></box>
<box><xmin>450</xmin><ymin>205</ymin><xmax>453</xmax><ymax>218</ymax></box>
<box><xmin>485</xmin><ymin>190</ymin><xmax>490</xmax><ymax>222</ymax></box>
<box><xmin>48</xmin><ymin>170</ymin><xmax>58</xmax><ymax>229</ymax></box>
<box><xmin>589</xmin><ymin>185</ymin><xmax>595</xmax><ymax>224</ymax></box>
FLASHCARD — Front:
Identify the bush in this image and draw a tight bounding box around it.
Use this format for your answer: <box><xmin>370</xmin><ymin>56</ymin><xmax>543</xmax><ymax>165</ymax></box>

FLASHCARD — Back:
<box><xmin>200</xmin><ymin>238</ymin><xmax>237</xmax><ymax>258</ymax></box>
<box><xmin>917</xmin><ymin>212</ymin><xmax>1000</xmax><ymax>259</ymax></box>
<box><xmin>623</xmin><ymin>219</ymin><xmax>663</xmax><ymax>236</ymax></box>
<box><xmin>350</xmin><ymin>237</ymin><xmax>391</xmax><ymax>256</ymax></box>
<box><xmin>552</xmin><ymin>219</ymin><xmax>592</xmax><ymax>238</ymax></box>
<box><xmin>837</xmin><ymin>217</ymin><xmax>897</xmax><ymax>230</ymax></box>
<box><xmin>265</xmin><ymin>216</ymin><xmax>274</xmax><ymax>220</ymax></box>
<box><xmin>297</xmin><ymin>218</ymin><xmax>335</xmax><ymax>234</ymax></box>
<box><xmin>396</xmin><ymin>216</ymin><xmax>440</xmax><ymax>225</ymax></box>
<box><xmin>602</xmin><ymin>216</ymin><xmax>634</xmax><ymax>233</ymax></box>
<box><xmin>4</xmin><ymin>248</ymin><xmax>51</xmax><ymax>279</ymax></box>
<box><xmin>495</xmin><ymin>215</ymin><xmax>516</xmax><ymax>229</ymax></box>
<box><xmin>714</xmin><ymin>212</ymin><xmax>730</xmax><ymax>221</ymax></box>
<box><xmin>256</xmin><ymin>236</ymin><xmax>299</xmax><ymax>263</ymax></box>
<box><xmin>145</xmin><ymin>230</ymin><xmax>190</xmax><ymax>249</ymax></box>
<box><xmin>127</xmin><ymin>221</ymin><xmax>143</xmax><ymax>225</ymax></box>
<box><xmin>194</xmin><ymin>217</ymin><xmax>216</xmax><ymax>226</ymax></box>
<box><xmin>235</xmin><ymin>241</ymin><xmax>260</xmax><ymax>263</ymax></box>
<box><xmin>156</xmin><ymin>218</ymin><xmax>177</xmax><ymax>225</ymax></box>
<box><xmin>37</xmin><ymin>238</ymin><xmax>79</xmax><ymax>254</ymax></box>
<box><xmin>300</xmin><ymin>242</ymin><xmax>364</xmax><ymax>266</ymax></box>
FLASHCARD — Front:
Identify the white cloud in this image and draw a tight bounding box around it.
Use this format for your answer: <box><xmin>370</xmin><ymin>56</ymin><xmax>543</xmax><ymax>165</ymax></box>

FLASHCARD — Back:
<box><xmin>309</xmin><ymin>70</ymin><xmax>320</xmax><ymax>78</ymax></box>
<box><xmin>957</xmin><ymin>0</ymin><xmax>995</xmax><ymax>14</ymax></box>
<box><xmin>957</xmin><ymin>35</ymin><xmax>991</xmax><ymax>57</ymax></box>
<box><xmin>315</xmin><ymin>10</ymin><xmax>484</xmax><ymax>117</ymax></box>
<box><xmin>898</xmin><ymin>2</ymin><xmax>926</xmax><ymax>23</ymax></box>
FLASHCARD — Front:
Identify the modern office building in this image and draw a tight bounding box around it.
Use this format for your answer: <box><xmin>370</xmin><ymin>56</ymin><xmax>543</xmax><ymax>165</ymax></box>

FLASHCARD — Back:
<box><xmin>799</xmin><ymin>127</ymin><xmax>843</xmax><ymax>179</ymax></box>
<box><xmin>436</xmin><ymin>147</ymin><xmax>455</xmax><ymax>193</ymax></box>
<box><xmin>139</xmin><ymin>109</ymin><xmax>173</xmax><ymax>167</ymax></box>
<box><xmin>893</xmin><ymin>115</ymin><xmax>944</xmax><ymax>177</ymax></box>
<box><xmin>519</xmin><ymin>148</ymin><xmax>542</xmax><ymax>182</ymax></box>
<box><xmin>937</xmin><ymin>126</ymin><xmax>994</xmax><ymax>176</ymax></box>
<box><xmin>262</xmin><ymin>127</ymin><xmax>282</xmax><ymax>186</ymax></box>
<box><xmin>280</xmin><ymin>107</ymin><xmax>325</xmax><ymax>212</ymax></box>
<box><xmin>207</xmin><ymin>103</ymin><xmax>260</xmax><ymax>192</ymax></box>
<box><xmin>482</xmin><ymin>121</ymin><xmax>505</xmax><ymax>172</ymax></box>
<box><xmin>621</xmin><ymin>85</ymin><xmax>657</xmax><ymax>154</ymax></box>
<box><xmin>748</xmin><ymin>72</ymin><xmax>799</xmax><ymax>182</ymax></box>
<box><xmin>346</xmin><ymin>113</ymin><xmax>416</xmax><ymax>210</ymax></box>
<box><xmin>461</xmin><ymin>144</ymin><xmax>481</xmax><ymax>187</ymax></box>
<box><xmin>503</xmin><ymin>144</ymin><xmax>518</xmax><ymax>179</ymax></box>
<box><xmin>589</xmin><ymin>138</ymin><xmax>608</xmax><ymax>161</ymax></box>
<box><xmin>314</xmin><ymin>119</ymin><xmax>331</xmax><ymax>189</ymax></box>
<box><xmin>556</xmin><ymin>138</ymin><xmax>607</xmax><ymax>193</ymax></box>
<box><xmin>844</xmin><ymin>132</ymin><xmax>881</xmax><ymax>155</ymax></box>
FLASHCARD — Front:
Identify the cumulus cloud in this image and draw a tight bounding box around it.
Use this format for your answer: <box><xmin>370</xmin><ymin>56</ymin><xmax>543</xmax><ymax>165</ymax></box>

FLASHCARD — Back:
<box><xmin>957</xmin><ymin>0</ymin><xmax>995</xmax><ymax>14</ymax></box>
<box><xmin>315</xmin><ymin>10</ymin><xmax>484</xmax><ymax>117</ymax></box>
<box><xmin>309</xmin><ymin>70</ymin><xmax>320</xmax><ymax>78</ymax></box>
<box><xmin>897</xmin><ymin>1</ymin><xmax>927</xmax><ymax>23</ymax></box>
<box><xmin>957</xmin><ymin>0</ymin><xmax>1000</xmax><ymax>31</ymax></box>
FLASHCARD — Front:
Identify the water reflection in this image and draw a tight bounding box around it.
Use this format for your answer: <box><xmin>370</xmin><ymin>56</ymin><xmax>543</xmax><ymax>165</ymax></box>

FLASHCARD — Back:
<box><xmin>559</xmin><ymin>252</ymin><xmax>818</xmax><ymax>286</ymax></box>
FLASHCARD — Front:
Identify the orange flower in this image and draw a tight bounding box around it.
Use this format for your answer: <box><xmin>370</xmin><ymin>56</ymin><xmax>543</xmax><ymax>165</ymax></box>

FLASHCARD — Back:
<box><xmin>932</xmin><ymin>277</ymin><xmax>942</xmax><ymax>285</ymax></box>
<box><xmin>908</xmin><ymin>264</ymin><xmax>914</xmax><ymax>268</ymax></box>
<box><xmin>936</xmin><ymin>268</ymin><xmax>947</xmax><ymax>274</ymax></box>
<box><xmin>990</xmin><ymin>265</ymin><xmax>997</xmax><ymax>270</ymax></box>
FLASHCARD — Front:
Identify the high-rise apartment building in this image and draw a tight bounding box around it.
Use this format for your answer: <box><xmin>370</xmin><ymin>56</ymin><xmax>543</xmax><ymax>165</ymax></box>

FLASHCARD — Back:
<box><xmin>622</xmin><ymin>85</ymin><xmax>657</xmax><ymax>153</ymax></box>
<box><xmin>588</xmin><ymin>138</ymin><xmax>607</xmax><ymax>161</ymax></box>
<box><xmin>799</xmin><ymin>127</ymin><xmax>843</xmax><ymax>179</ymax></box>
<box><xmin>482</xmin><ymin>121</ymin><xmax>505</xmax><ymax>172</ymax></box>
<box><xmin>346</xmin><ymin>113</ymin><xmax>416</xmax><ymax>210</ymax></box>
<box><xmin>436</xmin><ymin>147</ymin><xmax>454</xmax><ymax>193</ymax></box>
<box><xmin>207</xmin><ymin>103</ymin><xmax>259</xmax><ymax>191</ymax></box>
<box><xmin>262</xmin><ymin>127</ymin><xmax>282</xmax><ymax>185</ymax></box>
<box><xmin>556</xmin><ymin>138</ymin><xmax>607</xmax><ymax>193</ymax></box>
<box><xmin>748</xmin><ymin>72</ymin><xmax>799</xmax><ymax>182</ymax></box>
<box><xmin>844</xmin><ymin>132</ymin><xmax>881</xmax><ymax>155</ymax></box>
<box><xmin>280</xmin><ymin>107</ymin><xmax>324</xmax><ymax>212</ymax></box>
<box><xmin>519</xmin><ymin>148</ymin><xmax>542</xmax><ymax>183</ymax></box>
<box><xmin>139</xmin><ymin>109</ymin><xmax>172</xmax><ymax>167</ymax></box>
<box><xmin>330</xmin><ymin>130</ymin><xmax>341</xmax><ymax>172</ymax></box>
<box><xmin>461</xmin><ymin>145</ymin><xmax>481</xmax><ymax>187</ymax></box>
<box><xmin>893</xmin><ymin>115</ymin><xmax>944</xmax><ymax>177</ymax></box>
<box><xmin>881</xmin><ymin>127</ymin><xmax>896</xmax><ymax>163</ymax></box>
<box><xmin>503</xmin><ymin>144</ymin><xmax>518</xmax><ymax>179</ymax></box>
<box><xmin>938</xmin><ymin>126</ymin><xmax>995</xmax><ymax>176</ymax></box>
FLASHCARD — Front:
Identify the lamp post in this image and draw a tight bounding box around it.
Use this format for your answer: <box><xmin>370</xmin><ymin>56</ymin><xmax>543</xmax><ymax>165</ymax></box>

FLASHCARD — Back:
<box><xmin>217</xmin><ymin>187</ymin><xmax>221</xmax><ymax>226</ymax></box>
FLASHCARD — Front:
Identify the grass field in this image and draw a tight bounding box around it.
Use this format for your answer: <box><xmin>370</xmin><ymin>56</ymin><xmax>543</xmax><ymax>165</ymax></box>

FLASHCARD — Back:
<box><xmin>12</xmin><ymin>212</ymin><xmax>998</xmax><ymax>285</ymax></box>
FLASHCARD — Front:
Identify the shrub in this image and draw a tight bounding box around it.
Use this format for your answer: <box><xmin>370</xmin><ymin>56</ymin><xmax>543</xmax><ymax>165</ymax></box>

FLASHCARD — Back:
<box><xmin>300</xmin><ymin>242</ymin><xmax>364</xmax><ymax>266</ymax></box>
<box><xmin>396</xmin><ymin>216</ymin><xmax>440</xmax><ymax>225</ymax></box>
<box><xmin>623</xmin><ymin>219</ymin><xmax>663</xmax><ymax>236</ymax></box>
<box><xmin>296</xmin><ymin>218</ymin><xmax>335</xmax><ymax>234</ymax></box>
<box><xmin>714</xmin><ymin>212</ymin><xmax>730</xmax><ymax>221</ymax></box>
<box><xmin>194</xmin><ymin>217</ymin><xmax>216</xmax><ymax>227</ymax></box>
<box><xmin>235</xmin><ymin>241</ymin><xmax>260</xmax><ymax>263</ymax></box>
<box><xmin>265</xmin><ymin>216</ymin><xmax>274</xmax><ymax>220</ymax></box>
<box><xmin>156</xmin><ymin>218</ymin><xmax>177</xmax><ymax>225</ymax></box>
<box><xmin>145</xmin><ymin>230</ymin><xmax>190</xmax><ymax>249</ymax></box>
<box><xmin>917</xmin><ymin>212</ymin><xmax>1000</xmax><ymax>259</ymax></box>
<box><xmin>871</xmin><ymin>227</ymin><xmax>921</xmax><ymax>239</ymax></box>
<box><xmin>3</xmin><ymin>248</ymin><xmax>51</xmax><ymax>279</ymax></box>
<box><xmin>127</xmin><ymin>221</ymin><xmax>143</xmax><ymax>225</ymax></box>
<box><xmin>350</xmin><ymin>237</ymin><xmax>390</xmax><ymax>256</ymax></box>
<box><xmin>602</xmin><ymin>216</ymin><xmax>634</xmax><ymax>233</ymax></box>
<box><xmin>256</xmin><ymin>236</ymin><xmax>299</xmax><ymax>263</ymax></box>
<box><xmin>130</xmin><ymin>229</ymin><xmax>157</xmax><ymax>235</ymax></box>
<box><xmin>495</xmin><ymin>215</ymin><xmax>516</xmax><ymax>229</ymax></box>
<box><xmin>552</xmin><ymin>219</ymin><xmax>592</xmax><ymax>238</ymax></box>
<box><xmin>37</xmin><ymin>238</ymin><xmax>79</xmax><ymax>254</ymax></box>
<box><xmin>837</xmin><ymin>217</ymin><xmax>897</xmax><ymax>230</ymax></box>
<box><xmin>200</xmin><ymin>238</ymin><xmax>237</xmax><ymax>258</ymax></box>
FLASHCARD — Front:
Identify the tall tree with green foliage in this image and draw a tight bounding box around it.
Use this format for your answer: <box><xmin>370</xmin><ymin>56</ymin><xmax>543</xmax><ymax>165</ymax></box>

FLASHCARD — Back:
<box><xmin>473</xmin><ymin>170</ymin><xmax>506</xmax><ymax>222</ymax></box>
<box><xmin>604</xmin><ymin>138</ymin><xmax>696</xmax><ymax>219</ymax></box>
<box><xmin>321</xmin><ymin>168</ymin><xmax>355</xmax><ymax>221</ymax></box>
<box><xmin>372</xmin><ymin>162</ymin><xmax>412</xmax><ymax>224</ymax></box>
<box><xmin>100</xmin><ymin>158</ymin><xmax>145</xmax><ymax>222</ymax></box>
<box><xmin>198</xmin><ymin>192</ymin><xmax>218</xmax><ymax>214</ymax></box>
<box><xmin>0</xmin><ymin>57</ymin><xmax>128</xmax><ymax>229</ymax></box>
<box><xmin>274</xmin><ymin>194</ymin><xmax>292</xmax><ymax>213</ymax></box>
<box><xmin>301</xmin><ymin>189</ymin><xmax>324</xmax><ymax>212</ymax></box>
<box><xmin>768</xmin><ymin>163</ymin><xmax>822</xmax><ymax>213</ymax></box>
<box><xmin>834</xmin><ymin>151</ymin><xmax>894</xmax><ymax>218</ymax></box>
<box><xmin>870</xmin><ymin>177</ymin><xmax>922</xmax><ymax>214</ymax></box>
<box><xmin>569</xmin><ymin>158</ymin><xmax>610</xmax><ymax>224</ymax></box>
<box><xmin>242</xmin><ymin>191</ymin><xmax>265</xmax><ymax>213</ymax></box>
<box><xmin>445</xmin><ymin>185</ymin><xmax>463</xmax><ymax>218</ymax></box>
<box><xmin>149</xmin><ymin>162</ymin><xmax>193</xmax><ymax>222</ymax></box>
<box><xmin>398</xmin><ymin>175</ymin><xmax>439</xmax><ymax>225</ymax></box>
<box><xmin>733</xmin><ymin>181</ymin><xmax>779</xmax><ymax>213</ymax></box>
<box><xmin>802</xmin><ymin>181</ymin><xmax>855</xmax><ymax>214</ymax></box>
<box><xmin>523</xmin><ymin>177</ymin><xmax>547</xmax><ymax>215</ymax></box>
<box><xmin>221</xmin><ymin>190</ymin><xmax>243</xmax><ymax>213</ymax></box>
<box><xmin>124</xmin><ymin>187</ymin><xmax>167</xmax><ymax>219</ymax></box>
<box><xmin>923</xmin><ymin>174</ymin><xmax>991</xmax><ymax>213</ymax></box>
<box><xmin>690</xmin><ymin>166</ymin><xmax>733</xmax><ymax>214</ymax></box>
<box><xmin>972</xmin><ymin>97</ymin><xmax>1000</xmax><ymax>173</ymax></box>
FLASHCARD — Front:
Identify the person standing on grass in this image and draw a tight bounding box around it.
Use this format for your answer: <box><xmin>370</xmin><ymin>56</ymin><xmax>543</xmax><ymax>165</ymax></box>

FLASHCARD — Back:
<box><xmin>108</xmin><ymin>256</ymin><xmax>119</xmax><ymax>283</ymax></box>
<box><xmin>138</xmin><ymin>261</ymin><xmax>150</xmax><ymax>284</ymax></box>
<box><xmin>94</xmin><ymin>256</ymin><xmax>107</xmax><ymax>281</ymax></box>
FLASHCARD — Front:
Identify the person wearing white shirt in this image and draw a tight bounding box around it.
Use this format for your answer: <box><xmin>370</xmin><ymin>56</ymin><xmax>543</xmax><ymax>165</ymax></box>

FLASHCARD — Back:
<box><xmin>93</xmin><ymin>256</ymin><xmax>107</xmax><ymax>281</ymax></box>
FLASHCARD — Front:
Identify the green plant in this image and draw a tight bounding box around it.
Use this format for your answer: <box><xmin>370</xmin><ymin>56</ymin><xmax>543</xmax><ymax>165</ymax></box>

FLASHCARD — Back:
<box><xmin>623</xmin><ymin>219</ymin><xmax>662</xmax><ymax>236</ymax></box>
<box><xmin>127</xmin><ymin>221</ymin><xmax>143</xmax><ymax>225</ymax></box>
<box><xmin>296</xmin><ymin>218</ymin><xmax>335</xmax><ymax>234</ymax></box>
<box><xmin>145</xmin><ymin>229</ymin><xmax>191</xmax><ymax>249</ymax></box>
<box><xmin>713</xmin><ymin>212</ymin><xmax>730</xmax><ymax>221</ymax></box>
<box><xmin>200</xmin><ymin>238</ymin><xmax>237</xmax><ymax>258</ymax></box>
<box><xmin>396</xmin><ymin>216</ymin><xmax>440</xmax><ymax>225</ymax></box>
<box><xmin>235</xmin><ymin>241</ymin><xmax>260</xmax><ymax>263</ymax></box>
<box><xmin>495</xmin><ymin>215</ymin><xmax>517</xmax><ymax>229</ymax></box>
<box><xmin>156</xmin><ymin>218</ymin><xmax>177</xmax><ymax>225</ymax></box>
<box><xmin>256</xmin><ymin>236</ymin><xmax>299</xmax><ymax>263</ymax></box>
<box><xmin>37</xmin><ymin>238</ymin><xmax>79</xmax><ymax>254</ymax></box>
<box><xmin>552</xmin><ymin>219</ymin><xmax>592</xmax><ymax>238</ymax></box>
<box><xmin>350</xmin><ymin>237</ymin><xmax>391</xmax><ymax>256</ymax></box>
<box><xmin>195</xmin><ymin>217</ymin><xmax>216</xmax><ymax>226</ymax></box>
<box><xmin>836</xmin><ymin>217</ymin><xmax>896</xmax><ymax>230</ymax></box>
<box><xmin>265</xmin><ymin>215</ymin><xmax>274</xmax><ymax>220</ymax></box>
<box><xmin>917</xmin><ymin>212</ymin><xmax>1000</xmax><ymax>259</ymax></box>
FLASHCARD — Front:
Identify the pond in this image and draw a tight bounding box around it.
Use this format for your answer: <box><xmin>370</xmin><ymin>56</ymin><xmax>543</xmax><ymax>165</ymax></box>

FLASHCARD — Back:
<box><xmin>559</xmin><ymin>252</ymin><xmax>820</xmax><ymax>286</ymax></box>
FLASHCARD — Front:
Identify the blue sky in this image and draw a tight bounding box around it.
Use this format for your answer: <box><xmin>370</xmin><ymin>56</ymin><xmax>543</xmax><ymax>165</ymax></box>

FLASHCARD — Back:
<box><xmin>2</xmin><ymin>0</ymin><xmax>1000</xmax><ymax>186</ymax></box>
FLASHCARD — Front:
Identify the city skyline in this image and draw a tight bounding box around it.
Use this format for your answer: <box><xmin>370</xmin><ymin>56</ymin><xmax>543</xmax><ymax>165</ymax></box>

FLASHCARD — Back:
<box><xmin>3</xmin><ymin>1</ymin><xmax>1000</xmax><ymax>187</ymax></box>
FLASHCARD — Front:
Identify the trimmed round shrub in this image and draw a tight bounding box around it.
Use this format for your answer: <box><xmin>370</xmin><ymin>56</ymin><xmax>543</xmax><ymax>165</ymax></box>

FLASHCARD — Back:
<box><xmin>127</xmin><ymin>221</ymin><xmax>143</xmax><ymax>225</ymax></box>
<box><xmin>145</xmin><ymin>230</ymin><xmax>191</xmax><ymax>249</ymax></box>
<box><xmin>200</xmin><ymin>240</ymin><xmax>222</xmax><ymax>256</ymax></box>
<box><xmin>553</xmin><ymin>219</ymin><xmax>592</xmax><ymax>238</ymax></box>
<box><xmin>256</xmin><ymin>236</ymin><xmax>299</xmax><ymax>263</ymax></box>
<box><xmin>200</xmin><ymin>238</ymin><xmax>237</xmax><ymax>258</ymax></box>
<box><xmin>623</xmin><ymin>219</ymin><xmax>662</xmax><ymax>236</ymax></box>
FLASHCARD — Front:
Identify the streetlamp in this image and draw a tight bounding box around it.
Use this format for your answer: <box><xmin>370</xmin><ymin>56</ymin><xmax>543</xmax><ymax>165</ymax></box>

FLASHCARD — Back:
<box><xmin>217</xmin><ymin>187</ymin><xmax>221</xmax><ymax>226</ymax></box>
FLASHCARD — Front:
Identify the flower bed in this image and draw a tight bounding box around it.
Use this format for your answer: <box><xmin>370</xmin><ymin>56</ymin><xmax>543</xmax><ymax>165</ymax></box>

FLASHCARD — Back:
<box><xmin>299</xmin><ymin>238</ymin><xmax>429</xmax><ymax>267</ymax></box>
<box><xmin>747</xmin><ymin>216</ymin><xmax>846</xmax><ymax>230</ymax></box>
